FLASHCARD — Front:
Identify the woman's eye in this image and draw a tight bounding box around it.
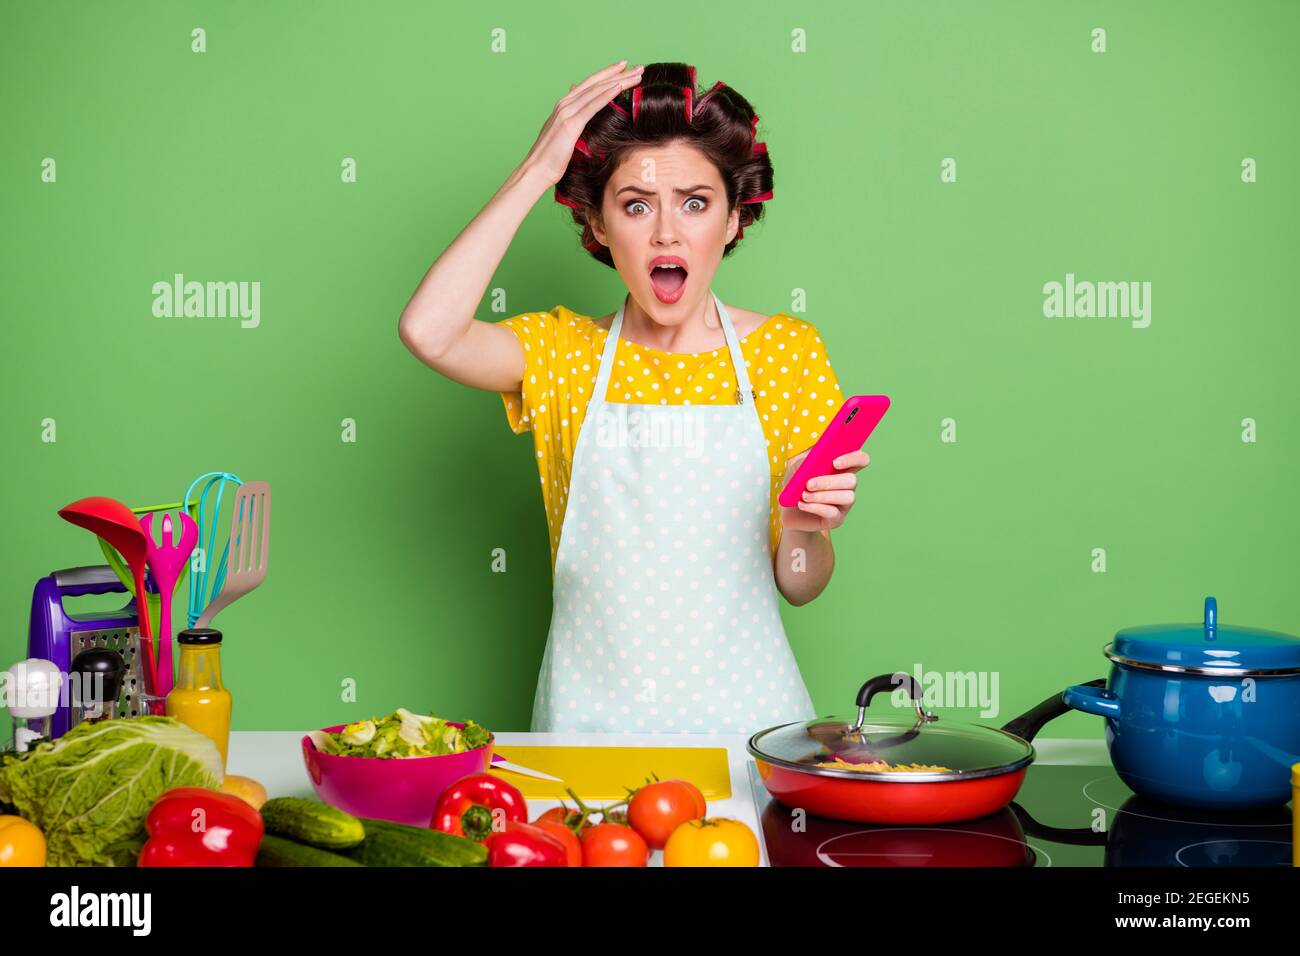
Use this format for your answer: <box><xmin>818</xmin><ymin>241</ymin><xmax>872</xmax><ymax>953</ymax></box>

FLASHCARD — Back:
<box><xmin>625</xmin><ymin>197</ymin><xmax>707</xmax><ymax>215</ymax></box>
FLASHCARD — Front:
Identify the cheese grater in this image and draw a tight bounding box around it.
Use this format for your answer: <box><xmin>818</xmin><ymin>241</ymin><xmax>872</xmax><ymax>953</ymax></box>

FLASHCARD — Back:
<box><xmin>28</xmin><ymin>565</ymin><xmax>153</xmax><ymax>738</ymax></box>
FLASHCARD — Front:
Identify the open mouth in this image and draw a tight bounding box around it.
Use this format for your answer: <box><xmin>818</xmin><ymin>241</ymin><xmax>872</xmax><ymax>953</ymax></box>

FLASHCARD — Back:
<box><xmin>649</xmin><ymin>262</ymin><xmax>688</xmax><ymax>303</ymax></box>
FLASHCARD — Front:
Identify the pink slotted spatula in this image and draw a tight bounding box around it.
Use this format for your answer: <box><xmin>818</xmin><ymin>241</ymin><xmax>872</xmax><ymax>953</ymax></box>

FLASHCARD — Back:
<box><xmin>141</xmin><ymin>511</ymin><xmax>199</xmax><ymax>696</ymax></box>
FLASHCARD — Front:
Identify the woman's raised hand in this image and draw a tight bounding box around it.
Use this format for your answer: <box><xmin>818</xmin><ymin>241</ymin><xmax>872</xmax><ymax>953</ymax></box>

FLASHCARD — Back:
<box><xmin>778</xmin><ymin>449</ymin><xmax>870</xmax><ymax>534</ymax></box>
<box><xmin>521</xmin><ymin>60</ymin><xmax>644</xmax><ymax>187</ymax></box>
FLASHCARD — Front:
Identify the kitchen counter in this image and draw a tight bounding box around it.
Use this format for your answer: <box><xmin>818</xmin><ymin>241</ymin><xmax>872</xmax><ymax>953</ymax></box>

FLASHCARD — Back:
<box><xmin>228</xmin><ymin>730</ymin><xmax>1108</xmax><ymax>866</ymax></box>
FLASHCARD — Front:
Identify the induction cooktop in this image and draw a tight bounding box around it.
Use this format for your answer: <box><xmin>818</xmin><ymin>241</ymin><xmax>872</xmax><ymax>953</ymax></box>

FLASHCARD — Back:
<box><xmin>746</xmin><ymin>760</ymin><xmax>1295</xmax><ymax>867</ymax></box>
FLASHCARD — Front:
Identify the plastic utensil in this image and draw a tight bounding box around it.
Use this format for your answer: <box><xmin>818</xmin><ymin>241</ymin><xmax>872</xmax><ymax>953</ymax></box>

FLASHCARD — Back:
<box><xmin>183</xmin><ymin>471</ymin><xmax>243</xmax><ymax>628</ymax></box>
<box><xmin>99</xmin><ymin>500</ymin><xmax>197</xmax><ymax>589</ymax></box>
<box><xmin>141</xmin><ymin>512</ymin><xmax>198</xmax><ymax>696</ymax></box>
<box><xmin>57</xmin><ymin>496</ymin><xmax>159</xmax><ymax>695</ymax></box>
<box><xmin>97</xmin><ymin>499</ymin><xmax>199</xmax><ymax>635</ymax></box>
<box><xmin>195</xmin><ymin>481</ymin><xmax>271</xmax><ymax>629</ymax></box>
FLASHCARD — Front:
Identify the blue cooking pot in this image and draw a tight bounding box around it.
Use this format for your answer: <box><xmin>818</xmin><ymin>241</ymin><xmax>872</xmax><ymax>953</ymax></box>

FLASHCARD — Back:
<box><xmin>1064</xmin><ymin>597</ymin><xmax>1300</xmax><ymax>809</ymax></box>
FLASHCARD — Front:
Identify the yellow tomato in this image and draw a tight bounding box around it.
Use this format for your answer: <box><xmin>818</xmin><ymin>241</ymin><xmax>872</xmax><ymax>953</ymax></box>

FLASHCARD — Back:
<box><xmin>219</xmin><ymin>775</ymin><xmax>269</xmax><ymax>810</ymax></box>
<box><xmin>663</xmin><ymin>817</ymin><xmax>759</xmax><ymax>867</ymax></box>
<box><xmin>0</xmin><ymin>816</ymin><xmax>47</xmax><ymax>867</ymax></box>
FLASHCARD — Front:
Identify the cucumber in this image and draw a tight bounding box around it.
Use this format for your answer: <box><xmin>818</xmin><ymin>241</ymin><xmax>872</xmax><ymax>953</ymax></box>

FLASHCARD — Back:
<box><xmin>255</xmin><ymin>833</ymin><xmax>365</xmax><ymax>867</ymax></box>
<box><xmin>345</xmin><ymin>818</ymin><xmax>487</xmax><ymax>867</ymax></box>
<box><xmin>260</xmin><ymin>797</ymin><xmax>366</xmax><ymax>849</ymax></box>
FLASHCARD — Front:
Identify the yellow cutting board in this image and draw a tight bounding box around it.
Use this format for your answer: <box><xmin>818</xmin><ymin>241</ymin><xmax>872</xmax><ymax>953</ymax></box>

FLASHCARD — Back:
<box><xmin>488</xmin><ymin>745</ymin><xmax>732</xmax><ymax>801</ymax></box>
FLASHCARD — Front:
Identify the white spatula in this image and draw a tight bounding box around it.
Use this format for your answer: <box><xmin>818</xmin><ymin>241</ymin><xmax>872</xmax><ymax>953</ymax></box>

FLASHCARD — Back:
<box><xmin>195</xmin><ymin>481</ymin><xmax>271</xmax><ymax>629</ymax></box>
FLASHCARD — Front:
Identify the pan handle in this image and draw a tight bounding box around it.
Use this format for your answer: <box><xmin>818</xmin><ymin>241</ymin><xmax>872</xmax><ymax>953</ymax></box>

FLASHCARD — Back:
<box><xmin>1009</xmin><ymin>802</ymin><xmax>1108</xmax><ymax>848</ymax></box>
<box><xmin>849</xmin><ymin>672</ymin><xmax>937</xmax><ymax>732</ymax></box>
<box><xmin>1000</xmin><ymin>678</ymin><xmax>1107</xmax><ymax>743</ymax></box>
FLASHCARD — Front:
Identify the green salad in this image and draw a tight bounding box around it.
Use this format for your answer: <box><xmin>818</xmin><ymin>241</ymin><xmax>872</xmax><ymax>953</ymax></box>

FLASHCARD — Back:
<box><xmin>318</xmin><ymin>708</ymin><xmax>491</xmax><ymax>759</ymax></box>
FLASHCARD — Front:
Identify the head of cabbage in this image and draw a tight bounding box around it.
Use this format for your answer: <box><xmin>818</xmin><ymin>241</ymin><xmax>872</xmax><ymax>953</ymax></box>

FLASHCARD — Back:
<box><xmin>0</xmin><ymin>716</ymin><xmax>223</xmax><ymax>866</ymax></box>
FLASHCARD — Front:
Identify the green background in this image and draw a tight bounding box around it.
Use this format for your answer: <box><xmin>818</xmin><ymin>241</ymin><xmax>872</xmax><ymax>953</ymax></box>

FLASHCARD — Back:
<box><xmin>2</xmin><ymin>1</ymin><xmax>1296</xmax><ymax>741</ymax></box>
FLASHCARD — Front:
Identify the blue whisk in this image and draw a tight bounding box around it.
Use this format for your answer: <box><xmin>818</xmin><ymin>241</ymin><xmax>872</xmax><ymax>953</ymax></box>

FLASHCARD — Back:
<box><xmin>183</xmin><ymin>471</ymin><xmax>244</xmax><ymax>628</ymax></box>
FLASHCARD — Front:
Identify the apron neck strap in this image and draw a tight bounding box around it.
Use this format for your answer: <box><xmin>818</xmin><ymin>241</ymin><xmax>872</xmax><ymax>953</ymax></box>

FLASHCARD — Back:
<box><xmin>592</xmin><ymin>290</ymin><xmax>755</xmax><ymax>406</ymax></box>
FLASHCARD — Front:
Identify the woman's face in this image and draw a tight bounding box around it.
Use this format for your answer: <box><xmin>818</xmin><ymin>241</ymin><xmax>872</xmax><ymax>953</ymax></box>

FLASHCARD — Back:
<box><xmin>589</xmin><ymin>141</ymin><xmax>739</xmax><ymax>325</ymax></box>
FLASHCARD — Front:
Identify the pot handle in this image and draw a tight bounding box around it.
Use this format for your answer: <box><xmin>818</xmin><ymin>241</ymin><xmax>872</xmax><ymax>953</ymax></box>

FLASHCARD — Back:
<box><xmin>1001</xmin><ymin>678</ymin><xmax>1106</xmax><ymax>742</ymax></box>
<box><xmin>850</xmin><ymin>672</ymin><xmax>936</xmax><ymax>731</ymax></box>
<box><xmin>1063</xmin><ymin>683</ymin><xmax>1122</xmax><ymax>719</ymax></box>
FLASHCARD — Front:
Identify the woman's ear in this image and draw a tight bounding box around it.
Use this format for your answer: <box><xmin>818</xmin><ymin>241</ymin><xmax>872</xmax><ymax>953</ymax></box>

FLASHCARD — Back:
<box><xmin>588</xmin><ymin>209</ymin><xmax>608</xmax><ymax>247</ymax></box>
<box><xmin>725</xmin><ymin>206</ymin><xmax>740</xmax><ymax>244</ymax></box>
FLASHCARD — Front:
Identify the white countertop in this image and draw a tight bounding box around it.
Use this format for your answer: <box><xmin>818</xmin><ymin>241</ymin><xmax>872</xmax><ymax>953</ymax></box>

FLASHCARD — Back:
<box><xmin>228</xmin><ymin>730</ymin><xmax>1107</xmax><ymax>867</ymax></box>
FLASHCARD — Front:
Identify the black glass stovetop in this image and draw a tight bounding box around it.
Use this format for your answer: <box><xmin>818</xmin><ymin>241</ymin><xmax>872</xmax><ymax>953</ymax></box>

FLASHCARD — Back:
<box><xmin>746</xmin><ymin>761</ymin><xmax>1295</xmax><ymax>867</ymax></box>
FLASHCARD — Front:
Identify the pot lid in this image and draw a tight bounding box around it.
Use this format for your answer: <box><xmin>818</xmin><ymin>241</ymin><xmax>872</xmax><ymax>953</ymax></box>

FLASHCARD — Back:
<box><xmin>747</xmin><ymin>673</ymin><xmax>1034</xmax><ymax>782</ymax></box>
<box><xmin>1108</xmin><ymin>597</ymin><xmax>1300</xmax><ymax>674</ymax></box>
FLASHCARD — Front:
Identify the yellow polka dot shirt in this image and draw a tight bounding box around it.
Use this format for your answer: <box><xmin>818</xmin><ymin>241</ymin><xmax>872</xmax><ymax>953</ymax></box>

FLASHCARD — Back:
<box><xmin>497</xmin><ymin>305</ymin><xmax>845</xmax><ymax>573</ymax></box>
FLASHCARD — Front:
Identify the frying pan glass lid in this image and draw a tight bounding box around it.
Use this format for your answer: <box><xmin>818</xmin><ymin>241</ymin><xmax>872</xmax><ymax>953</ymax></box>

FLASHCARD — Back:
<box><xmin>748</xmin><ymin>673</ymin><xmax>1033</xmax><ymax>778</ymax></box>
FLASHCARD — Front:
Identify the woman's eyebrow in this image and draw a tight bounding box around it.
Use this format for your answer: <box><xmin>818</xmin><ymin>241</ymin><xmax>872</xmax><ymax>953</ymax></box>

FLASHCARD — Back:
<box><xmin>615</xmin><ymin>184</ymin><xmax>716</xmax><ymax>196</ymax></box>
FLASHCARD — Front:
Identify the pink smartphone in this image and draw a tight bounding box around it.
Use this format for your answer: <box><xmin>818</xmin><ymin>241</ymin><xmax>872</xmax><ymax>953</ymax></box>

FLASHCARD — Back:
<box><xmin>778</xmin><ymin>395</ymin><xmax>890</xmax><ymax>507</ymax></box>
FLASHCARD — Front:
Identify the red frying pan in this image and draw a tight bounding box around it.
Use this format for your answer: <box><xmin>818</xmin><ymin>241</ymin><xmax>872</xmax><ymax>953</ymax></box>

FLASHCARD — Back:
<box><xmin>748</xmin><ymin>673</ymin><xmax>1105</xmax><ymax>825</ymax></box>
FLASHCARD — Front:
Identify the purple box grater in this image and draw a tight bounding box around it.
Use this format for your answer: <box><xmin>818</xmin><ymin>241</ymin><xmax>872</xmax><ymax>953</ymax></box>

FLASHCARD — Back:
<box><xmin>28</xmin><ymin>565</ymin><xmax>155</xmax><ymax>739</ymax></box>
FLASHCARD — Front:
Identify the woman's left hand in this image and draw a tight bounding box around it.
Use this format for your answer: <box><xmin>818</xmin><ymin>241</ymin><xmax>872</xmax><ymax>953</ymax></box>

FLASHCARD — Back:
<box><xmin>778</xmin><ymin>449</ymin><xmax>870</xmax><ymax>533</ymax></box>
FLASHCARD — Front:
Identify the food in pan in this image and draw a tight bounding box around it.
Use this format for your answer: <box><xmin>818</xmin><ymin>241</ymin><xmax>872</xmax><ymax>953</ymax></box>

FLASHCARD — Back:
<box><xmin>813</xmin><ymin>756</ymin><xmax>953</xmax><ymax>773</ymax></box>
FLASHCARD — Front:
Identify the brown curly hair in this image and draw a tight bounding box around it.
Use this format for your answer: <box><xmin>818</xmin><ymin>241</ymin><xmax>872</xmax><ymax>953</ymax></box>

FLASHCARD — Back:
<box><xmin>554</xmin><ymin>62</ymin><xmax>774</xmax><ymax>268</ymax></box>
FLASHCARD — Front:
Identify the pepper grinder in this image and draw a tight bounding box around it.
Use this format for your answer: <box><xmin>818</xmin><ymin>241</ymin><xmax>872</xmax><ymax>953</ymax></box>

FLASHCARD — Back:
<box><xmin>70</xmin><ymin>648</ymin><xmax>126</xmax><ymax>726</ymax></box>
<box><xmin>2</xmin><ymin>658</ymin><xmax>63</xmax><ymax>752</ymax></box>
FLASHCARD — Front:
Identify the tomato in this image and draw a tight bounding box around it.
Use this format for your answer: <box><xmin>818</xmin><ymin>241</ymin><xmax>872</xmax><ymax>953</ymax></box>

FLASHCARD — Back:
<box><xmin>663</xmin><ymin>818</ymin><xmax>759</xmax><ymax>867</ymax></box>
<box><xmin>662</xmin><ymin>779</ymin><xmax>706</xmax><ymax>818</ymax></box>
<box><xmin>537</xmin><ymin>803</ymin><xmax>593</xmax><ymax>838</ymax></box>
<box><xmin>627</xmin><ymin>780</ymin><xmax>706</xmax><ymax>849</ymax></box>
<box><xmin>533</xmin><ymin>818</ymin><xmax>583</xmax><ymax>866</ymax></box>
<box><xmin>537</xmin><ymin>806</ymin><xmax>580</xmax><ymax>829</ymax></box>
<box><xmin>0</xmin><ymin>816</ymin><xmax>47</xmax><ymax>867</ymax></box>
<box><xmin>580</xmin><ymin>822</ymin><xmax>648</xmax><ymax>867</ymax></box>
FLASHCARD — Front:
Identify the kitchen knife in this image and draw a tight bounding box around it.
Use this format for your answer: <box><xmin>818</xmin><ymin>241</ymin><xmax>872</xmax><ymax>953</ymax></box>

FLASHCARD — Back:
<box><xmin>490</xmin><ymin>755</ymin><xmax>565</xmax><ymax>783</ymax></box>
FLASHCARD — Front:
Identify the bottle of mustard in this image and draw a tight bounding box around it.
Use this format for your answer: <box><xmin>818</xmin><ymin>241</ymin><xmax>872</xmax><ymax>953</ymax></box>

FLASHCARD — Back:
<box><xmin>1293</xmin><ymin>763</ymin><xmax>1299</xmax><ymax>867</ymax></box>
<box><xmin>165</xmin><ymin>628</ymin><xmax>232</xmax><ymax>771</ymax></box>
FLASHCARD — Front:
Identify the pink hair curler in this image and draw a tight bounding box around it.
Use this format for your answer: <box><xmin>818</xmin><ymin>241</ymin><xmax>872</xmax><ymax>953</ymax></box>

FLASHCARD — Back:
<box><xmin>695</xmin><ymin>79</ymin><xmax>724</xmax><ymax>113</ymax></box>
<box><xmin>555</xmin><ymin>190</ymin><xmax>584</xmax><ymax>210</ymax></box>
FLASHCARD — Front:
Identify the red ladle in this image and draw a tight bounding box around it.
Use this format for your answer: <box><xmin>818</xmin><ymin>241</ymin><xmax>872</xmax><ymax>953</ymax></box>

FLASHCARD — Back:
<box><xmin>57</xmin><ymin>496</ymin><xmax>160</xmax><ymax>698</ymax></box>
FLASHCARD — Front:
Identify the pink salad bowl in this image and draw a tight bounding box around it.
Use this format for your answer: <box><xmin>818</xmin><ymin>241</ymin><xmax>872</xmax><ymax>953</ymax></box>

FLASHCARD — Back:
<box><xmin>301</xmin><ymin>723</ymin><xmax>494</xmax><ymax>827</ymax></box>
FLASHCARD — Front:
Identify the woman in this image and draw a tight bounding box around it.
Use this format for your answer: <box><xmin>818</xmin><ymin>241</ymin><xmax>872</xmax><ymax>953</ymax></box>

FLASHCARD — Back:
<box><xmin>399</xmin><ymin>61</ymin><xmax>869</xmax><ymax>734</ymax></box>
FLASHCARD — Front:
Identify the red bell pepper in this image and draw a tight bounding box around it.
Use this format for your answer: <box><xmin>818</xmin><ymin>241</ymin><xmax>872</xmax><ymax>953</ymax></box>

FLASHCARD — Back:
<box><xmin>432</xmin><ymin>773</ymin><xmax>528</xmax><ymax>842</ymax></box>
<box><xmin>484</xmin><ymin>821</ymin><xmax>569</xmax><ymax>867</ymax></box>
<box><xmin>138</xmin><ymin>787</ymin><xmax>264</xmax><ymax>867</ymax></box>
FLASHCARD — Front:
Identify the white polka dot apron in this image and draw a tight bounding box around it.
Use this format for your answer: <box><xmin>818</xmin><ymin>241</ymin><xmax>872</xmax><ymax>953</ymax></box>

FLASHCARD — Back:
<box><xmin>530</xmin><ymin>289</ymin><xmax>818</xmax><ymax>733</ymax></box>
